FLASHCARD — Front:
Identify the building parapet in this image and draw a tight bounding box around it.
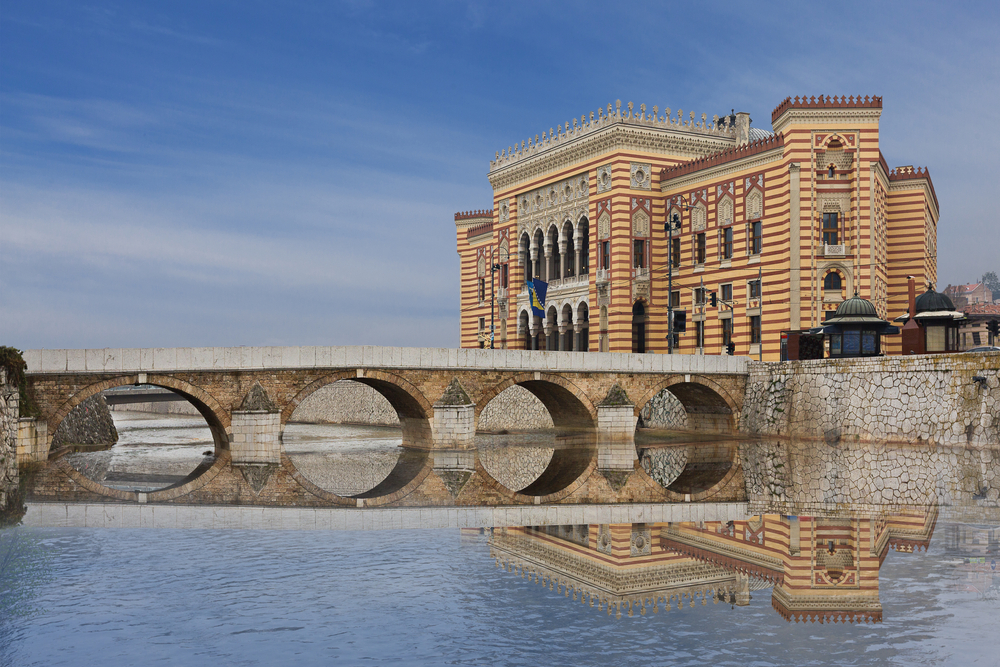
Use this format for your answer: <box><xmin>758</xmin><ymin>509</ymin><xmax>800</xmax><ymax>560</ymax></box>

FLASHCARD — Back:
<box><xmin>888</xmin><ymin>166</ymin><xmax>938</xmax><ymax>210</ymax></box>
<box><xmin>490</xmin><ymin>100</ymin><xmax>736</xmax><ymax>173</ymax></box>
<box><xmin>659</xmin><ymin>133</ymin><xmax>785</xmax><ymax>183</ymax></box>
<box><xmin>771</xmin><ymin>95</ymin><xmax>883</xmax><ymax>124</ymax></box>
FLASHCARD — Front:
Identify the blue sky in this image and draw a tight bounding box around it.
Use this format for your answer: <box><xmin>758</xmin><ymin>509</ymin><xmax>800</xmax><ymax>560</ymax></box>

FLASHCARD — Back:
<box><xmin>2</xmin><ymin>1</ymin><xmax>998</xmax><ymax>349</ymax></box>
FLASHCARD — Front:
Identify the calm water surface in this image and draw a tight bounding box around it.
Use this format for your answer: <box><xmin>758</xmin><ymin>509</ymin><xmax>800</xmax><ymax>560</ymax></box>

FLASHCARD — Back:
<box><xmin>0</xmin><ymin>524</ymin><xmax>997</xmax><ymax>667</ymax></box>
<box><xmin>9</xmin><ymin>412</ymin><xmax>1000</xmax><ymax>666</ymax></box>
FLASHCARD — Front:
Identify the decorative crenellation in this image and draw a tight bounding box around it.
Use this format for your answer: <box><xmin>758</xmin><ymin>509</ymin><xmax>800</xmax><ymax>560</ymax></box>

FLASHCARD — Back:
<box><xmin>489</xmin><ymin>530</ymin><xmax>743</xmax><ymax>619</ymax></box>
<box><xmin>888</xmin><ymin>165</ymin><xmax>936</xmax><ymax>208</ymax></box>
<box><xmin>771</xmin><ymin>95</ymin><xmax>883</xmax><ymax>124</ymax></box>
<box><xmin>455</xmin><ymin>209</ymin><xmax>494</xmax><ymax>221</ymax></box>
<box><xmin>465</xmin><ymin>220</ymin><xmax>494</xmax><ymax>241</ymax></box>
<box><xmin>660</xmin><ymin>133</ymin><xmax>784</xmax><ymax>182</ymax></box>
<box><xmin>491</xmin><ymin>100</ymin><xmax>737</xmax><ymax>171</ymax></box>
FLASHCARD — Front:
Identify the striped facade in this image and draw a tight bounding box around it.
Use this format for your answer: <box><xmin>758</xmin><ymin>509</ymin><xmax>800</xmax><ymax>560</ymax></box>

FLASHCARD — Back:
<box><xmin>456</xmin><ymin>96</ymin><xmax>938</xmax><ymax>360</ymax></box>
<box><xmin>489</xmin><ymin>510</ymin><xmax>935</xmax><ymax>623</ymax></box>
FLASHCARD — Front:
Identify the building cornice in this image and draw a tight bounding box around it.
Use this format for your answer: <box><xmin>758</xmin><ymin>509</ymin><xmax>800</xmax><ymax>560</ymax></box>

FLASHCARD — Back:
<box><xmin>660</xmin><ymin>146</ymin><xmax>786</xmax><ymax>193</ymax></box>
<box><xmin>489</xmin><ymin>122</ymin><xmax>737</xmax><ymax>193</ymax></box>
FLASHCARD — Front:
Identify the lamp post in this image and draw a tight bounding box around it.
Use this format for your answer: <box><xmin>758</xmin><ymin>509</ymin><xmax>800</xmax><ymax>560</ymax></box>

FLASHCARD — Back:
<box><xmin>490</xmin><ymin>262</ymin><xmax>501</xmax><ymax>349</ymax></box>
<box><xmin>665</xmin><ymin>201</ymin><xmax>687</xmax><ymax>354</ymax></box>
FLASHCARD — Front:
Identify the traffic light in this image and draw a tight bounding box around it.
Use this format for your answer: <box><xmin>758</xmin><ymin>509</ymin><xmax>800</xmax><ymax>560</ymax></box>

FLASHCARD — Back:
<box><xmin>988</xmin><ymin>319</ymin><xmax>1000</xmax><ymax>343</ymax></box>
<box><xmin>710</xmin><ymin>291</ymin><xmax>717</xmax><ymax>307</ymax></box>
<box><xmin>674</xmin><ymin>310</ymin><xmax>687</xmax><ymax>333</ymax></box>
<box><xmin>726</xmin><ymin>342</ymin><xmax>736</xmax><ymax>356</ymax></box>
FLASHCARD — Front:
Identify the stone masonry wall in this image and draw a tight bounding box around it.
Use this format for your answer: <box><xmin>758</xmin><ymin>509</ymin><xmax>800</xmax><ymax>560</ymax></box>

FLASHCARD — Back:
<box><xmin>291</xmin><ymin>381</ymin><xmax>399</xmax><ymax>425</ymax></box>
<box><xmin>1</xmin><ymin>369</ymin><xmax>18</xmax><ymax>515</ymax></box>
<box><xmin>51</xmin><ymin>394</ymin><xmax>118</xmax><ymax>448</ymax></box>
<box><xmin>741</xmin><ymin>438</ymin><xmax>1000</xmax><ymax>516</ymax></box>
<box><xmin>741</xmin><ymin>352</ymin><xmax>1000</xmax><ymax>446</ymax></box>
<box><xmin>478</xmin><ymin>385</ymin><xmax>552</xmax><ymax>431</ymax></box>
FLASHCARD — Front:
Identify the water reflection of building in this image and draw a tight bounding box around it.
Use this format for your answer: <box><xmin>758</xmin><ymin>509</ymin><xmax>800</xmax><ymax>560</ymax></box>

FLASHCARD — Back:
<box><xmin>490</xmin><ymin>511</ymin><xmax>936</xmax><ymax>623</ymax></box>
<box><xmin>490</xmin><ymin>524</ymin><xmax>755</xmax><ymax>619</ymax></box>
<box><xmin>941</xmin><ymin>523</ymin><xmax>1000</xmax><ymax>598</ymax></box>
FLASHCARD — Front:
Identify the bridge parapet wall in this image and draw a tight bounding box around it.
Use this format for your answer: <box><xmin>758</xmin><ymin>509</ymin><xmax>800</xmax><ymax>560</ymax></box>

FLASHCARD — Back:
<box><xmin>741</xmin><ymin>352</ymin><xmax>1000</xmax><ymax>446</ymax></box>
<box><xmin>22</xmin><ymin>346</ymin><xmax>748</xmax><ymax>376</ymax></box>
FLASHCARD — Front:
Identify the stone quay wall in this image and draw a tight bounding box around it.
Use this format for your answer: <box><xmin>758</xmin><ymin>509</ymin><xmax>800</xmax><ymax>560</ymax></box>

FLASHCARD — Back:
<box><xmin>1</xmin><ymin>369</ymin><xmax>18</xmax><ymax>514</ymax></box>
<box><xmin>741</xmin><ymin>352</ymin><xmax>1000</xmax><ymax>446</ymax></box>
<box><xmin>741</xmin><ymin>438</ymin><xmax>1000</xmax><ymax>516</ymax></box>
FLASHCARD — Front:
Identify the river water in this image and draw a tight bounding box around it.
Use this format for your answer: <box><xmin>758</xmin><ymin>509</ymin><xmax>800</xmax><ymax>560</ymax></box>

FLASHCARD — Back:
<box><xmin>3</xmin><ymin>412</ymin><xmax>999</xmax><ymax>666</ymax></box>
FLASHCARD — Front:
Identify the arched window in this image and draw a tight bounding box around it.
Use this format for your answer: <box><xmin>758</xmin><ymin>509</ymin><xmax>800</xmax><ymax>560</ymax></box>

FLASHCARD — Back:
<box><xmin>824</xmin><ymin>272</ymin><xmax>842</xmax><ymax>291</ymax></box>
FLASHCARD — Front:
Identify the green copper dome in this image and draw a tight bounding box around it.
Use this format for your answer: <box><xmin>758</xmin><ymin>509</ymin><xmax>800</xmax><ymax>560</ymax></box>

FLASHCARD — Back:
<box><xmin>914</xmin><ymin>287</ymin><xmax>956</xmax><ymax>313</ymax></box>
<box><xmin>833</xmin><ymin>294</ymin><xmax>879</xmax><ymax>319</ymax></box>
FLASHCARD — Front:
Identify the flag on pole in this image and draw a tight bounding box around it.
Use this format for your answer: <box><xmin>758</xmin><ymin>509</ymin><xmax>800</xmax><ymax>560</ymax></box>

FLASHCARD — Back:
<box><xmin>527</xmin><ymin>279</ymin><xmax>547</xmax><ymax>319</ymax></box>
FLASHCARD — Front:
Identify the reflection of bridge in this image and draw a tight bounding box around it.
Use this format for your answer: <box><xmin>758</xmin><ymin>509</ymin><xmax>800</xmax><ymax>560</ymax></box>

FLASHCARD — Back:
<box><xmin>23</xmin><ymin>346</ymin><xmax>748</xmax><ymax>507</ymax></box>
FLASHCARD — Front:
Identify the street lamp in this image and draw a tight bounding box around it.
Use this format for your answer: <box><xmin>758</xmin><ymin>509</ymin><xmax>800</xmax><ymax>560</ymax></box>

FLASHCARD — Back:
<box><xmin>665</xmin><ymin>198</ymin><xmax>691</xmax><ymax>354</ymax></box>
<box><xmin>490</xmin><ymin>263</ymin><xmax>502</xmax><ymax>349</ymax></box>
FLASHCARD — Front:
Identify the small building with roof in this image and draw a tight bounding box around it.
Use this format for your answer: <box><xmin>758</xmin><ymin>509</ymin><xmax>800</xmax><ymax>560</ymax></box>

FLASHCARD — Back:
<box><xmin>896</xmin><ymin>279</ymin><xmax>967</xmax><ymax>354</ymax></box>
<box><xmin>810</xmin><ymin>293</ymin><xmax>898</xmax><ymax>357</ymax></box>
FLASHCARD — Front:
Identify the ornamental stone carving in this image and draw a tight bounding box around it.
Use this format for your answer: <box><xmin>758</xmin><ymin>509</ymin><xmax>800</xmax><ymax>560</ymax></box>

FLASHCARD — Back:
<box><xmin>820</xmin><ymin>194</ymin><xmax>851</xmax><ymax>214</ymax></box>
<box><xmin>597</xmin><ymin>525</ymin><xmax>613</xmax><ymax>555</ymax></box>
<box><xmin>632</xmin><ymin>279</ymin><xmax>650</xmax><ymax>303</ymax></box>
<box><xmin>598</xmin><ymin>210</ymin><xmax>611</xmax><ymax>240</ymax></box>
<box><xmin>498</xmin><ymin>198</ymin><xmax>511</xmax><ymax>223</ymax></box>
<box><xmin>630</xmin><ymin>162</ymin><xmax>651</xmax><ymax>190</ymax></box>
<box><xmin>477</xmin><ymin>256</ymin><xmax>486</xmax><ymax>277</ymax></box>
<box><xmin>717</xmin><ymin>197</ymin><xmax>734</xmax><ymax>226</ymax></box>
<box><xmin>517</xmin><ymin>173</ymin><xmax>589</xmax><ymax>238</ymax></box>
<box><xmin>631</xmin><ymin>525</ymin><xmax>652</xmax><ymax>557</ymax></box>
<box><xmin>498</xmin><ymin>238</ymin><xmax>509</xmax><ymax>263</ymax></box>
<box><xmin>632</xmin><ymin>210</ymin><xmax>650</xmax><ymax>238</ymax></box>
<box><xmin>746</xmin><ymin>189</ymin><xmax>763</xmax><ymax>221</ymax></box>
<box><xmin>692</xmin><ymin>203</ymin><xmax>707</xmax><ymax>232</ymax></box>
<box><xmin>597</xmin><ymin>283</ymin><xmax>610</xmax><ymax>307</ymax></box>
<box><xmin>596</xmin><ymin>165</ymin><xmax>613</xmax><ymax>194</ymax></box>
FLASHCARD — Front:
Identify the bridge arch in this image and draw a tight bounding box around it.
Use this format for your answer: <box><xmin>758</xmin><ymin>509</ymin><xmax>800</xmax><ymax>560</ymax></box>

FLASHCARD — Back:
<box><xmin>475</xmin><ymin>373</ymin><xmax>597</xmax><ymax>430</ymax></box>
<box><xmin>281</xmin><ymin>369</ymin><xmax>434</xmax><ymax>501</ymax></box>
<box><xmin>633</xmin><ymin>374</ymin><xmax>740</xmax><ymax>433</ymax></box>
<box><xmin>283</xmin><ymin>370</ymin><xmax>431</xmax><ymax>433</ymax></box>
<box><xmin>47</xmin><ymin>374</ymin><xmax>231</xmax><ymax>452</ymax></box>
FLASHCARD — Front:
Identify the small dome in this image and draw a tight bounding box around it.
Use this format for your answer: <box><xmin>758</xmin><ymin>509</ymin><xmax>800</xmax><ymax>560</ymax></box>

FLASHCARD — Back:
<box><xmin>748</xmin><ymin>127</ymin><xmax>774</xmax><ymax>142</ymax></box>
<box><xmin>833</xmin><ymin>294</ymin><xmax>878</xmax><ymax>318</ymax></box>
<box><xmin>915</xmin><ymin>287</ymin><xmax>955</xmax><ymax>313</ymax></box>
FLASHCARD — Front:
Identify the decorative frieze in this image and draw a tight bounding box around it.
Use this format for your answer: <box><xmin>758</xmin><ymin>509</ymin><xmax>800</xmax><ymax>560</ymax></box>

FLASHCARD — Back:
<box><xmin>516</xmin><ymin>173</ymin><xmax>589</xmax><ymax>238</ymax></box>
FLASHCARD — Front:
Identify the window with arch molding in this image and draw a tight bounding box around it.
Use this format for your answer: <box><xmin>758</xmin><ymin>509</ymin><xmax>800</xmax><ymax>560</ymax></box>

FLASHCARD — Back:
<box><xmin>824</xmin><ymin>272</ymin><xmax>842</xmax><ymax>291</ymax></box>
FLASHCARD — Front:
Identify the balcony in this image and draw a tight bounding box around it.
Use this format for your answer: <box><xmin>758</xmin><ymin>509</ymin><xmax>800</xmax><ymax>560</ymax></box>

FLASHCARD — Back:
<box><xmin>496</xmin><ymin>286</ymin><xmax>508</xmax><ymax>300</ymax></box>
<box><xmin>822</xmin><ymin>244</ymin><xmax>847</xmax><ymax>258</ymax></box>
<box><xmin>632</xmin><ymin>267</ymin><xmax>650</xmax><ymax>280</ymax></box>
<box><xmin>596</xmin><ymin>268</ymin><xmax>610</xmax><ymax>284</ymax></box>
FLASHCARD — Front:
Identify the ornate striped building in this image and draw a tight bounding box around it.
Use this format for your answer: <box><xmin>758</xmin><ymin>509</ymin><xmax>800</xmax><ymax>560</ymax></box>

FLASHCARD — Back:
<box><xmin>455</xmin><ymin>96</ymin><xmax>938</xmax><ymax>359</ymax></box>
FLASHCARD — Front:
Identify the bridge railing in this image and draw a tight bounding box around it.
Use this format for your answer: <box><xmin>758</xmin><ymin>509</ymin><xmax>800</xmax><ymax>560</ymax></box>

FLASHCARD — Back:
<box><xmin>23</xmin><ymin>346</ymin><xmax>750</xmax><ymax>376</ymax></box>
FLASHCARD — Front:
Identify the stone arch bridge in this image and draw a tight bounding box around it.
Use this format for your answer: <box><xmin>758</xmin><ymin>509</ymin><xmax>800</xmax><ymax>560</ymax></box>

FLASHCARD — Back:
<box><xmin>23</xmin><ymin>346</ymin><xmax>748</xmax><ymax>508</ymax></box>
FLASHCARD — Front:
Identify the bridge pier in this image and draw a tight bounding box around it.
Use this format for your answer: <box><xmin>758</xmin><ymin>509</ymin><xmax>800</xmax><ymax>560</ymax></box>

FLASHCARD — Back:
<box><xmin>596</xmin><ymin>386</ymin><xmax>639</xmax><ymax>472</ymax></box>
<box><xmin>230</xmin><ymin>383</ymin><xmax>280</xmax><ymax>465</ymax></box>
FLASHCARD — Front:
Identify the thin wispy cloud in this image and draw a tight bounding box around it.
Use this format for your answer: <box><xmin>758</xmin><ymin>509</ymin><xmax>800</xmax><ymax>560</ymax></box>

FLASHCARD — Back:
<box><xmin>2</xmin><ymin>0</ymin><xmax>999</xmax><ymax>350</ymax></box>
